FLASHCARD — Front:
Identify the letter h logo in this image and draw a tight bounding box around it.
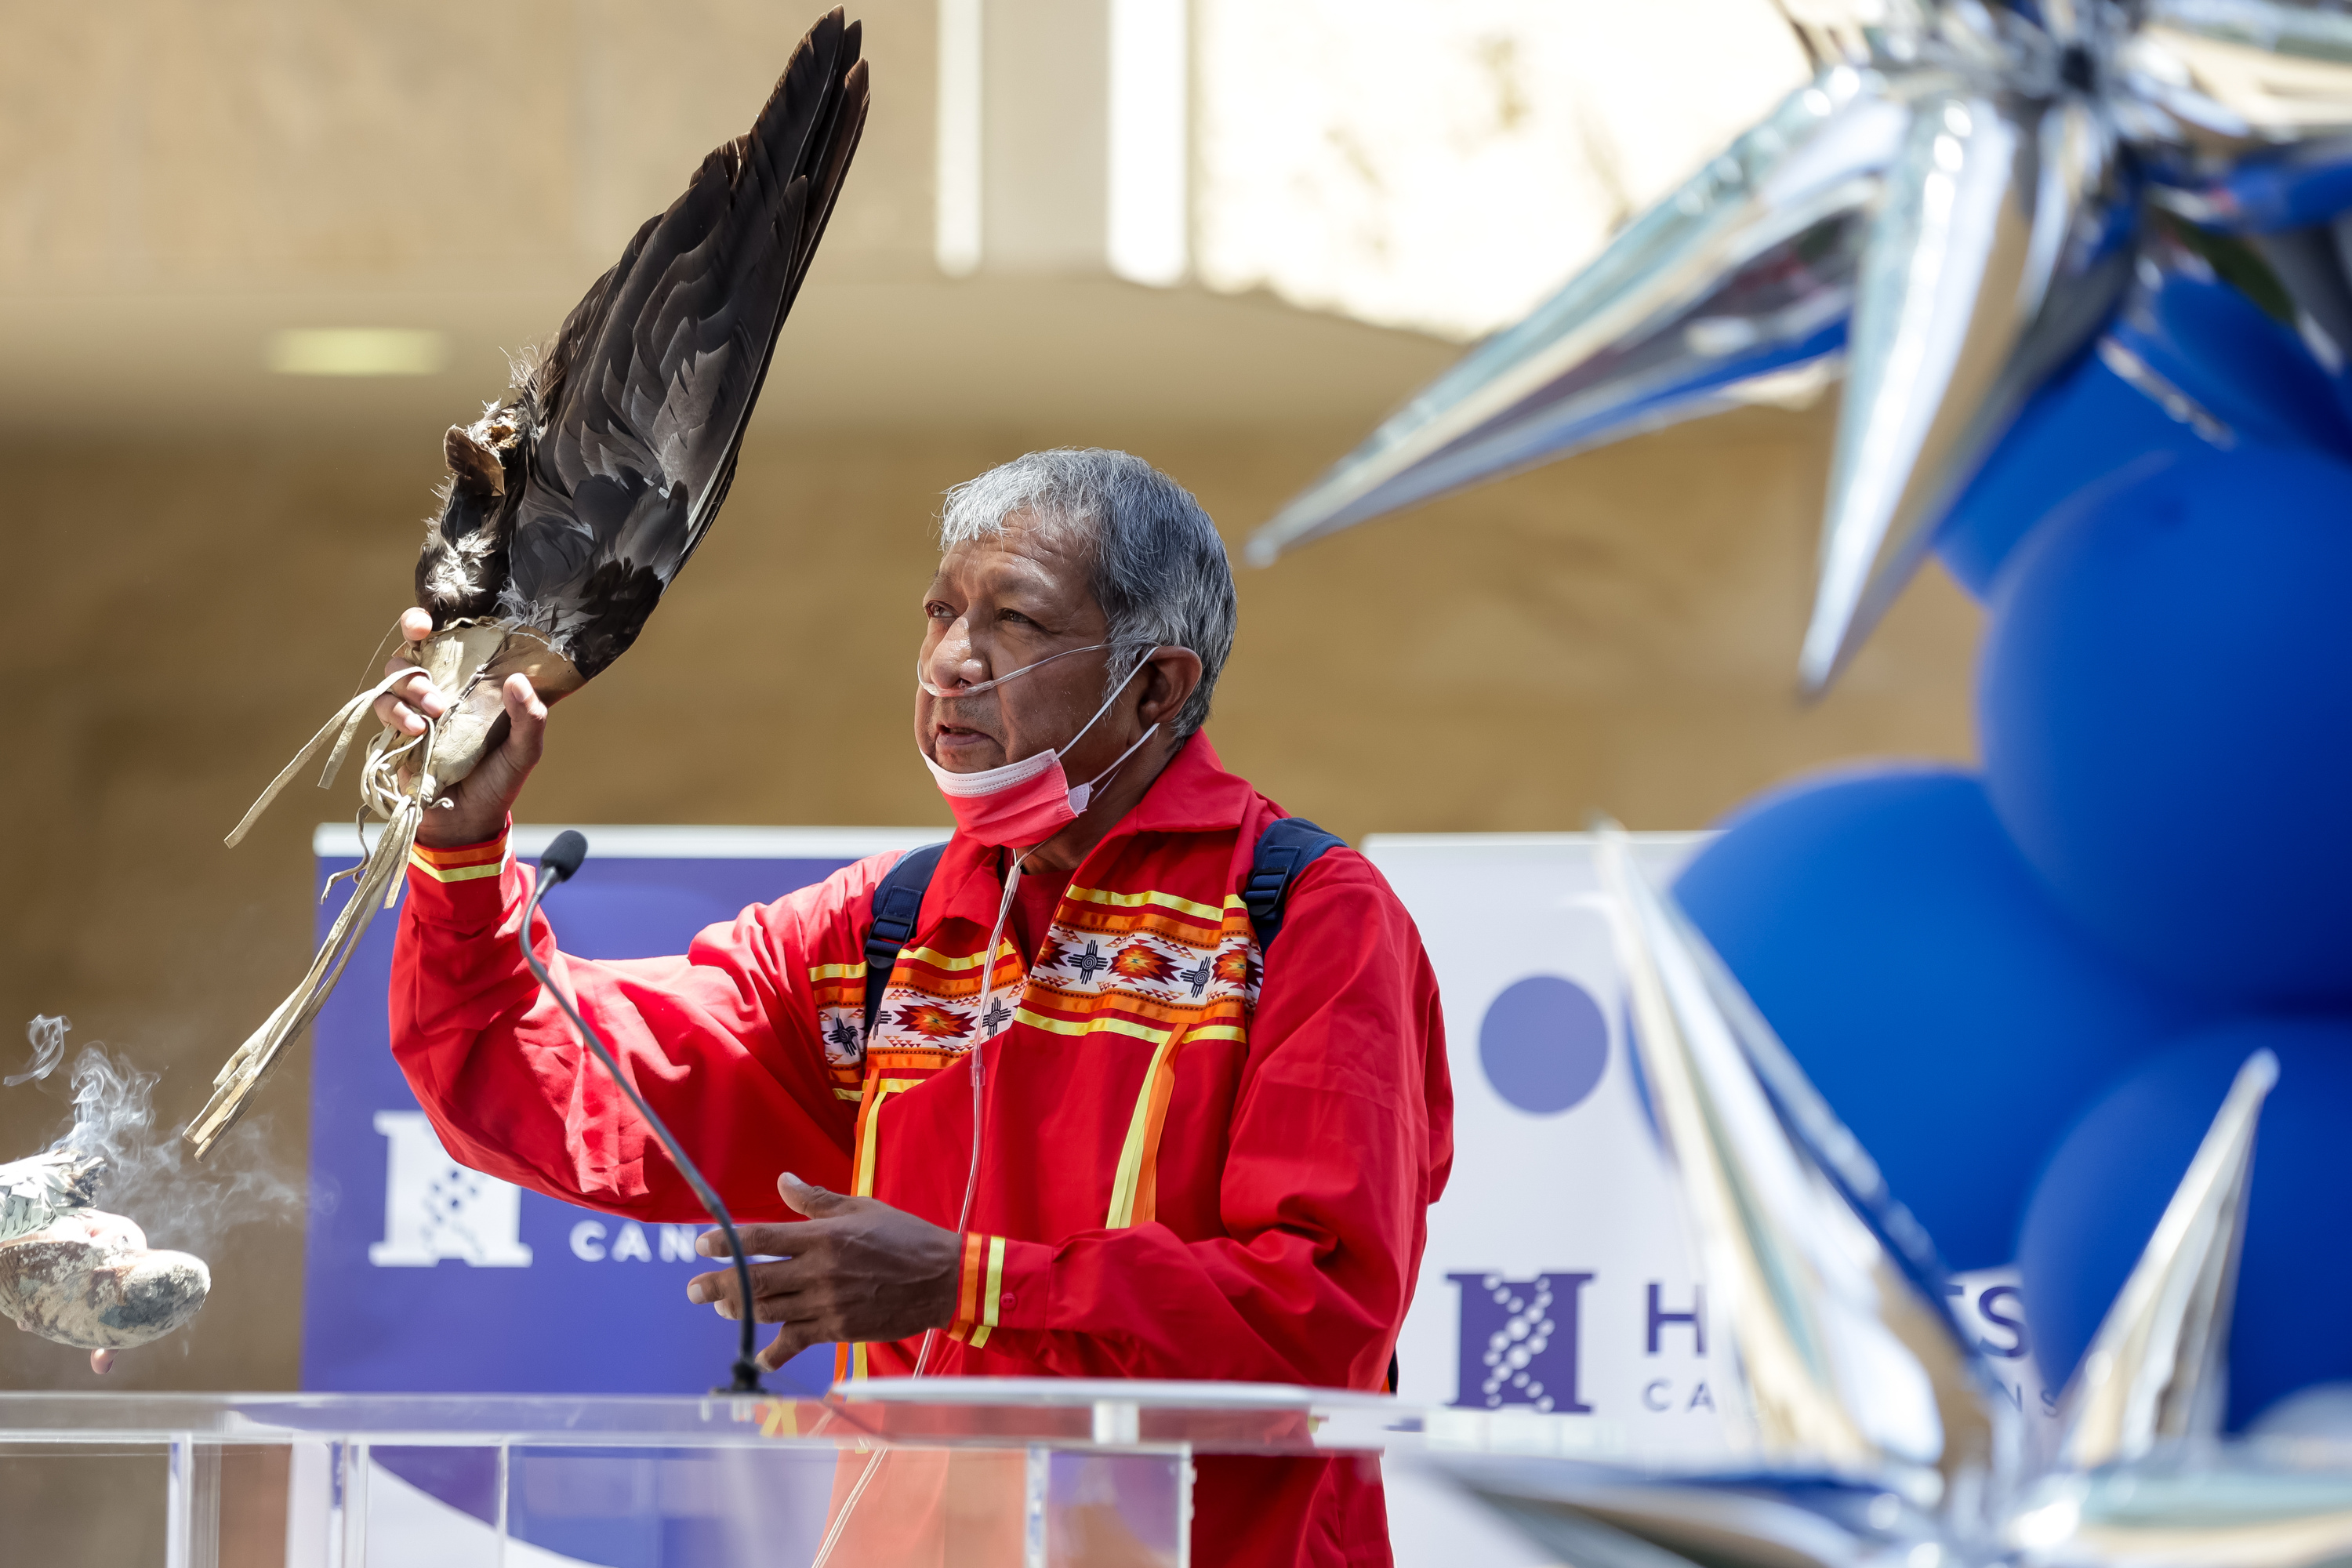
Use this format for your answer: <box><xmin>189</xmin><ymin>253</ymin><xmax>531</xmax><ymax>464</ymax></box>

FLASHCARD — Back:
<box><xmin>369</xmin><ymin>1110</ymin><xmax>532</xmax><ymax>1268</ymax></box>
<box><xmin>1447</xmin><ymin>1272</ymin><xmax>1593</xmax><ymax>1414</ymax></box>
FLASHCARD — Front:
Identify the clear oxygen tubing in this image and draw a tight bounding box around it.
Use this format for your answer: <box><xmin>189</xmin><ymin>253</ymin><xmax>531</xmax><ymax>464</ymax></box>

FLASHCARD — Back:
<box><xmin>911</xmin><ymin>655</ymin><xmax>1161</xmax><ymax>1341</ymax></box>
<box><xmin>814</xmin><ymin>847</ymin><xmax>1025</xmax><ymax>1568</ymax></box>
<box><xmin>910</xmin><ymin>641</ymin><xmax>1162</xmax><ymax>1365</ymax></box>
<box><xmin>916</xmin><ymin>641</ymin><xmax>1110</xmax><ymax>699</ymax></box>
<box><xmin>913</xmin><ymin>662</ymin><xmax>1163</xmax><ymax>1367</ymax></box>
<box><xmin>911</xmin><ymin>844</ymin><xmax>1025</xmax><ymax>1378</ymax></box>
<box><xmin>820</xmin><ymin>662</ymin><xmax>1163</xmax><ymax>1567</ymax></box>
<box><xmin>918</xmin><ymin>647</ymin><xmax>1163</xmax><ymax>822</ymax></box>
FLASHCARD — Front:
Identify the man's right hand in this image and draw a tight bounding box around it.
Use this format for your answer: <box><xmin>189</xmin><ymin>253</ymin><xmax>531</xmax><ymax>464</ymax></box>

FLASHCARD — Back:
<box><xmin>374</xmin><ymin>607</ymin><xmax>550</xmax><ymax>848</ymax></box>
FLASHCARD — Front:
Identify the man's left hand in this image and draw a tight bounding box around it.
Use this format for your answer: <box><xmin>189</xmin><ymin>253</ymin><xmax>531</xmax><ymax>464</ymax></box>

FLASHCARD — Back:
<box><xmin>686</xmin><ymin>1173</ymin><xmax>961</xmax><ymax>1372</ymax></box>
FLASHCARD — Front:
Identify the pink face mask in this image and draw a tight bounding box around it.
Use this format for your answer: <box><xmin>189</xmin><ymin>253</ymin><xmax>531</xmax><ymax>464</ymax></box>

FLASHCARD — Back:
<box><xmin>919</xmin><ymin>644</ymin><xmax>1160</xmax><ymax>848</ymax></box>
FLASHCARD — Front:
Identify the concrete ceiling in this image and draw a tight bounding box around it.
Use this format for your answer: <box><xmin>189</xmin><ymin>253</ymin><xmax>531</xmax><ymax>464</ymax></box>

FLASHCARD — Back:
<box><xmin>0</xmin><ymin>1</ymin><xmax>1817</xmax><ymax>443</ymax></box>
<box><xmin>0</xmin><ymin>268</ymin><xmax>1461</xmax><ymax>441</ymax></box>
<box><xmin>0</xmin><ymin>1</ymin><xmax>1470</xmax><ymax>441</ymax></box>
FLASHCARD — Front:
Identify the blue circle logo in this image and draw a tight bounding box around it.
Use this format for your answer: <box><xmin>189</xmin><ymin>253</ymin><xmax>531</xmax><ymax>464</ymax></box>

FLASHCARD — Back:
<box><xmin>1479</xmin><ymin>975</ymin><xmax>1610</xmax><ymax>1115</ymax></box>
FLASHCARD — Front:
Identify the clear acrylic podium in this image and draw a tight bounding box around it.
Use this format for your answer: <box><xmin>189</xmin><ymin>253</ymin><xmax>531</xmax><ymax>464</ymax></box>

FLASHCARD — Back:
<box><xmin>0</xmin><ymin>1377</ymin><xmax>1415</xmax><ymax>1567</ymax></box>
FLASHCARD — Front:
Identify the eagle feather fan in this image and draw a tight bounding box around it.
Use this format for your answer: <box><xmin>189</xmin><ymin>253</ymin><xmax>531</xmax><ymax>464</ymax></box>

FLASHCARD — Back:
<box><xmin>190</xmin><ymin>8</ymin><xmax>871</xmax><ymax>1156</ymax></box>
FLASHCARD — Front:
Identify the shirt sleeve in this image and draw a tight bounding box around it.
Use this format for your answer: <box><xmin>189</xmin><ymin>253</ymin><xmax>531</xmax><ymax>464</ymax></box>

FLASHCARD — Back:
<box><xmin>389</xmin><ymin>827</ymin><xmax>893</xmax><ymax>1221</ymax></box>
<box><xmin>947</xmin><ymin>847</ymin><xmax>1456</xmax><ymax>1389</ymax></box>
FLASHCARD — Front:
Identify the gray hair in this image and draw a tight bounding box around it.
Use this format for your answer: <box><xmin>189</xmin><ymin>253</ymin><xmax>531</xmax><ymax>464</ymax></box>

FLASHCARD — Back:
<box><xmin>938</xmin><ymin>449</ymin><xmax>1236</xmax><ymax>739</ymax></box>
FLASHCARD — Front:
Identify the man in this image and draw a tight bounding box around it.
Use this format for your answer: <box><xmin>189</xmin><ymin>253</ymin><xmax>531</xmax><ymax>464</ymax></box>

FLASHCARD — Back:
<box><xmin>380</xmin><ymin>448</ymin><xmax>1454</xmax><ymax>1565</ymax></box>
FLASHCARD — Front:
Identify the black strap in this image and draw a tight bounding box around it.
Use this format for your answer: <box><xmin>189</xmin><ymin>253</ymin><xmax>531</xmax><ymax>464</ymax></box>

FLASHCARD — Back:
<box><xmin>1243</xmin><ymin>817</ymin><xmax>1379</xmax><ymax>1393</ymax></box>
<box><xmin>863</xmin><ymin>841</ymin><xmax>949</xmax><ymax>1040</ymax></box>
<box><xmin>1240</xmin><ymin>816</ymin><xmax>1346</xmax><ymax>952</ymax></box>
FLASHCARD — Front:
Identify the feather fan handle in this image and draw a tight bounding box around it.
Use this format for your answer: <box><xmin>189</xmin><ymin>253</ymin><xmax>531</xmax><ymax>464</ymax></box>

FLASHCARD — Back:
<box><xmin>189</xmin><ymin>797</ymin><xmax>429</xmax><ymax>1156</ymax></box>
<box><xmin>222</xmin><ymin>654</ymin><xmax>430</xmax><ymax>849</ymax></box>
<box><xmin>191</xmin><ymin>625</ymin><xmax>516</xmax><ymax>1157</ymax></box>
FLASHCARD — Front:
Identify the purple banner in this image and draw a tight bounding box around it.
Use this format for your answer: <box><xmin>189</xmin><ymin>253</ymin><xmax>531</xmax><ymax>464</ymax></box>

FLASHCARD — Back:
<box><xmin>299</xmin><ymin>832</ymin><xmax>918</xmax><ymax>1398</ymax></box>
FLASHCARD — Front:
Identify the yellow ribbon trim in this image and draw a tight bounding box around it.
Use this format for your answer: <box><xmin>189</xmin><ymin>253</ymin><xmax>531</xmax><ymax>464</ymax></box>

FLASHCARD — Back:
<box><xmin>1062</xmin><ymin>884</ymin><xmax>1225</xmax><ymax>924</ymax></box>
<box><xmin>1013</xmin><ymin>1007</ymin><xmax>1171</xmax><ymax>1045</ymax></box>
<box><xmin>1105</xmin><ymin>1033</ymin><xmax>1185</xmax><ymax>1229</ymax></box>
<box><xmin>969</xmin><ymin>1236</ymin><xmax>1008</xmax><ymax>1348</ymax></box>
<box><xmin>851</xmin><ymin>1078</ymin><xmax>924</xmax><ymax>1196</ymax></box>
<box><xmin>406</xmin><ymin>851</ymin><xmax>503</xmax><ymax>884</ymax></box>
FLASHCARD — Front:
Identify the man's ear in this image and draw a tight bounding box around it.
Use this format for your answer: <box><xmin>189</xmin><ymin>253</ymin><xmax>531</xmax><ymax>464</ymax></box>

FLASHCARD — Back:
<box><xmin>1137</xmin><ymin>647</ymin><xmax>1204</xmax><ymax>728</ymax></box>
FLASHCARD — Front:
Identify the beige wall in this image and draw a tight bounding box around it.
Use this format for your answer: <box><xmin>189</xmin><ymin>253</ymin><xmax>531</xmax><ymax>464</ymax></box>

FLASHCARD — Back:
<box><xmin>0</xmin><ymin>404</ymin><xmax>1979</xmax><ymax>1390</ymax></box>
<box><xmin>0</xmin><ymin>2</ymin><xmax>1978</xmax><ymax>1558</ymax></box>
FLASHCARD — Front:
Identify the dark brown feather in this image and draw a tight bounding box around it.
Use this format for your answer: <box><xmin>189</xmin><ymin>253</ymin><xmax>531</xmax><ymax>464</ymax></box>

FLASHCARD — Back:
<box><xmin>412</xmin><ymin>8</ymin><xmax>869</xmax><ymax>670</ymax></box>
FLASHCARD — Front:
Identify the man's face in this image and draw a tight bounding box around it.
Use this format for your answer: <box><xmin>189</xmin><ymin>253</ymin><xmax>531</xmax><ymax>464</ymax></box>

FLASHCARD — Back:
<box><xmin>916</xmin><ymin>510</ymin><xmax>1119</xmax><ymax>775</ymax></box>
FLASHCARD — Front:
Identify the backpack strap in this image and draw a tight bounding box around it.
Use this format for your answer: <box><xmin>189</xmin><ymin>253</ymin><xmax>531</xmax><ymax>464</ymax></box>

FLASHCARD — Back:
<box><xmin>1241</xmin><ymin>816</ymin><xmax>1346</xmax><ymax>953</ymax></box>
<box><xmin>1243</xmin><ymin>817</ymin><xmax>1381</xmax><ymax>1388</ymax></box>
<box><xmin>863</xmin><ymin>841</ymin><xmax>950</xmax><ymax>1041</ymax></box>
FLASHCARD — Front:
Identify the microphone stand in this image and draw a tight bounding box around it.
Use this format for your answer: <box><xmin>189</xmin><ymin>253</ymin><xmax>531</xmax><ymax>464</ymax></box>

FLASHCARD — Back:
<box><xmin>520</xmin><ymin>830</ymin><xmax>768</xmax><ymax>1395</ymax></box>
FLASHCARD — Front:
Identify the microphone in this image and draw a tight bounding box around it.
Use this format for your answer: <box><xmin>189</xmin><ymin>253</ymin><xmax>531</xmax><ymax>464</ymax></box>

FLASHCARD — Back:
<box><xmin>518</xmin><ymin>829</ymin><xmax>775</xmax><ymax>1396</ymax></box>
<box><xmin>538</xmin><ymin>829</ymin><xmax>589</xmax><ymax>884</ymax></box>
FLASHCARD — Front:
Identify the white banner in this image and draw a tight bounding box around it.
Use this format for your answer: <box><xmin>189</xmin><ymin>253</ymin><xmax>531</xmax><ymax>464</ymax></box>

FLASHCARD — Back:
<box><xmin>1360</xmin><ymin>833</ymin><xmax>2055</xmax><ymax>1563</ymax></box>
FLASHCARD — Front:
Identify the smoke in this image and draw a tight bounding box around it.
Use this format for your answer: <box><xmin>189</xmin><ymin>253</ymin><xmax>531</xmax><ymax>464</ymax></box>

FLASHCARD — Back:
<box><xmin>20</xmin><ymin>1022</ymin><xmax>303</xmax><ymax>1258</ymax></box>
<box><xmin>5</xmin><ymin>1015</ymin><xmax>67</xmax><ymax>1087</ymax></box>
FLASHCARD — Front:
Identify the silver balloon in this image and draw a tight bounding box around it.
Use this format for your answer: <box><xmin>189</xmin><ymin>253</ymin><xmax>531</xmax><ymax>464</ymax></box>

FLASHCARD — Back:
<box><xmin>1446</xmin><ymin>1454</ymin><xmax>1960</xmax><ymax>1568</ymax></box>
<box><xmin>1977</xmin><ymin>1047</ymin><xmax>2310</xmax><ymax>1568</ymax></box>
<box><xmin>2132</xmin><ymin>2</ymin><xmax>2352</xmax><ymax>150</ymax></box>
<box><xmin>2054</xmin><ymin>1048</ymin><xmax>2274</xmax><ymax>1473</ymax></box>
<box><xmin>2004</xmin><ymin>1045</ymin><xmax>2352</xmax><ymax>1568</ymax></box>
<box><xmin>2012</xmin><ymin>1452</ymin><xmax>2352</xmax><ymax>1568</ymax></box>
<box><xmin>1241</xmin><ymin>66</ymin><xmax>1903</xmax><ymax>566</ymax></box>
<box><xmin>1249</xmin><ymin>0</ymin><xmax>2352</xmax><ymax>691</ymax></box>
<box><xmin>1802</xmin><ymin>88</ymin><xmax>2134</xmax><ymax>691</ymax></box>
<box><xmin>1594</xmin><ymin>823</ymin><xmax>2010</xmax><ymax>1496</ymax></box>
<box><xmin>1421</xmin><ymin>828</ymin><xmax>2015</xmax><ymax>1568</ymax></box>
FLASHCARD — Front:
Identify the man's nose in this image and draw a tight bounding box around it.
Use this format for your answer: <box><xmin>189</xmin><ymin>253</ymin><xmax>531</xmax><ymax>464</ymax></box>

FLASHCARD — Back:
<box><xmin>925</xmin><ymin>621</ymin><xmax>987</xmax><ymax>689</ymax></box>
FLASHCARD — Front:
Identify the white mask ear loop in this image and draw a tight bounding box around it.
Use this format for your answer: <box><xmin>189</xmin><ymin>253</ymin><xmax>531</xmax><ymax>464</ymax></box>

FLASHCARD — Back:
<box><xmin>909</xmin><ymin>845</ymin><xmax>1026</xmax><ymax>1380</ymax></box>
<box><xmin>1057</xmin><ymin>646</ymin><xmax>1158</xmax><ymax>761</ymax></box>
<box><xmin>1069</xmin><ymin>721</ymin><xmax>1160</xmax><ymax>814</ymax></box>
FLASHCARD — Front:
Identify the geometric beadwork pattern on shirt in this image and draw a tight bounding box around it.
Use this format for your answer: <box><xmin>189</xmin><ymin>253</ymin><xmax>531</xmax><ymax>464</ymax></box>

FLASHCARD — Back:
<box><xmin>809</xmin><ymin>960</ymin><xmax>873</xmax><ymax>1076</ymax></box>
<box><xmin>1034</xmin><ymin>896</ymin><xmax>1259</xmax><ymax>1008</ymax></box>
<box><xmin>863</xmin><ymin>938</ymin><xmax>1024</xmax><ymax>1058</ymax></box>
<box><xmin>862</xmin><ymin>884</ymin><xmax>1260</xmax><ymax>1060</ymax></box>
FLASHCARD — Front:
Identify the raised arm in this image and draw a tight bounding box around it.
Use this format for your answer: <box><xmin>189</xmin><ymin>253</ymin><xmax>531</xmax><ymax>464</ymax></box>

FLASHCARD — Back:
<box><xmin>374</xmin><ymin>600</ymin><xmax>866</xmax><ymax>1217</ymax></box>
<box><xmin>390</xmin><ymin>830</ymin><xmax>887</xmax><ymax>1221</ymax></box>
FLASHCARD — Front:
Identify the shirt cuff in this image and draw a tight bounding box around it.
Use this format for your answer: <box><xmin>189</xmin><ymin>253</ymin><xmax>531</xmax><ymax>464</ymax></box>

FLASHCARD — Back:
<box><xmin>946</xmin><ymin>1233</ymin><xmax>1054</xmax><ymax>1347</ymax></box>
<box><xmin>404</xmin><ymin>824</ymin><xmax>514</xmax><ymax>927</ymax></box>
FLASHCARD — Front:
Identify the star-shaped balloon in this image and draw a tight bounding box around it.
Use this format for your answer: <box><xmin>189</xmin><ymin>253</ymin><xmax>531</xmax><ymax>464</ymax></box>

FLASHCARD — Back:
<box><xmin>1244</xmin><ymin>0</ymin><xmax>2352</xmax><ymax>693</ymax></box>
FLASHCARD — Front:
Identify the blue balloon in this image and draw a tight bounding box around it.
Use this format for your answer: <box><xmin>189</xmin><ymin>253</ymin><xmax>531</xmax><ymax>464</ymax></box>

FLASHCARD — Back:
<box><xmin>2134</xmin><ymin>255</ymin><xmax>2350</xmax><ymax>453</ymax></box>
<box><xmin>1935</xmin><ymin>354</ymin><xmax>2195</xmax><ymax>601</ymax></box>
<box><xmin>2017</xmin><ymin>1018</ymin><xmax>2352</xmax><ymax>1429</ymax></box>
<box><xmin>1937</xmin><ymin>253</ymin><xmax>2349</xmax><ymax>597</ymax></box>
<box><xmin>2178</xmin><ymin>144</ymin><xmax>2352</xmax><ymax>234</ymax></box>
<box><xmin>1980</xmin><ymin>445</ymin><xmax>2352</xmax><ymax>1007</ymax></box>
<box><xmin>1675</xmin><ymin>768</ymin><xmax>2205</xmax><ymax>1271</ymax></box>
